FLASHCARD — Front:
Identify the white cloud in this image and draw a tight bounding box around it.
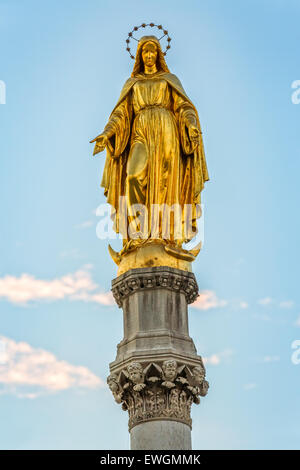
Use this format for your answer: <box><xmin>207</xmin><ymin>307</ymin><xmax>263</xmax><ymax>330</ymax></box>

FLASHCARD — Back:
<box><xmin>203</xmin><ymin>349</ymin><xmax>234</xmax><ymax>366</ymax></box>
<box><xmin>192</xmin><ymin>290</ymin><xmax>227</xmax><ymax>310</ymax></box>
<box><xmin>258</xmin><ymin>297</ymin><xmax>273</xmax><ymax>306</ymax></box>
<box><xmin>0</xmin><ymin>336</ymin><xmax>103</xmax><ymax>398</ymax></box>
<box><xmin>257</xmin><ymin>298</ymin><xmax>295</xmax><ymax>309</ymax></box>
<box><xmin>0</xmin><ymin>266</ymin><xmax>115</xmax><ymax>306</ymax></box>
<box><xmin>263</xmin><ymin>355</ymin><xmax>280</xmax><ymax>363</ymax></box>
<box><xmin>75</xmin><ymin>220</ymin><xmax>94</xmax><ymax>229</ymax></box>
<box><xmin>253</xmin><ymin>311</ymin><xmax>273</xmax><ymax>321</ymax></box>
<box><xmin>60</xmin><ymin>248</ymin><xmax>84</xmax><ymax>259</ymax></box>
<box><xmin>294</xmin><ymin>315</ymin><xmax>300</xmax><ymax>327</ymax></box>
<box><xmin>239</xmin><ymin>301</ymin><xmax>248</xmax><ymax>309</ymax></box>
<box><xmin>279</xmin><ymin>300</ymin><xmax>294</xmax><ymax>309</ymax></box>
<box><xmin>88</xmin><ymin>292</ymin><xmax>114</xmax><ymax>305</ymax></box>
<box><xmin>244</xmin><ymin>383</ymin><xmax>257</xmax><ymax>391</ymax></box>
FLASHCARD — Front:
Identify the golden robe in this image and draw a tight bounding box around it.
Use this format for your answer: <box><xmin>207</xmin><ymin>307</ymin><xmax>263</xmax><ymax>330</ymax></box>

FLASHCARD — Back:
<box><xmin>101</xmin><ymin>71</ymin><xmax>209</xmax><ymax>247</ymax></box>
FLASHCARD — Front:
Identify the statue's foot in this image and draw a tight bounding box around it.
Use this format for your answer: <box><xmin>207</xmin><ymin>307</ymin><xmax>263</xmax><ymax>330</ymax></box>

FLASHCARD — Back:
<box><xmin>187</xmin><ymin>241</ymin><xmax>202</xmax><ymax>258</ymax></box>
<box><xmin>164</xmin><ymin>241</ymin><xmax>202</xmax><ymax>262</ymax></box>
<box><xmin>119</xmin><ymin>239</ymin><xmax>140</xmax><ymax>257</ymax></box>
<box><xmin>110</xmin><ymin>240</ymin><xmax>159</xmax><ymax>265</ymax></box>
<box><xmin>108</xmin><ymin>244</ymin><xmax>121</xmax><ymax>265</ymax></box>
<box><xmin>109</xmin><ymin>240</ymin><xmax>202</xmax><ymax>266</ymax></box>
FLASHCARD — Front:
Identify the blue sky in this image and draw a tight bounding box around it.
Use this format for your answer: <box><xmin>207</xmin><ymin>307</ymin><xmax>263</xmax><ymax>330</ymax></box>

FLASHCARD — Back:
<box><xmin>0</xmin><ymin>0</ymin><xmax>300</xmax><ymax>449</ymax></box>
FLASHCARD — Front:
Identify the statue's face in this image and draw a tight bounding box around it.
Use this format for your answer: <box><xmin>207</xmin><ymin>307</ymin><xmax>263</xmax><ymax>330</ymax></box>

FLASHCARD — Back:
<box><xmin>128</xmin><ymin>364</ymin><xmax>143</xmax><ymax>383</ymax></box>
<box><xmin>107</xmin><ymin>375</ymin><xmax>118</xmax><ymax>392</ymax></box>
<box><xmin>142</xmin><ymin>42</ymin><xmax>158</xmax><ymax>68</ymax></box>
<box><xmin>193</xmin><ymin>367</ymin><xmax>204</xmax><ymax>384</ymax></box>
<box><xmin>163</xmin><ymin>360</ymin><xmax>177</xmax><ymax>380</ymax></box>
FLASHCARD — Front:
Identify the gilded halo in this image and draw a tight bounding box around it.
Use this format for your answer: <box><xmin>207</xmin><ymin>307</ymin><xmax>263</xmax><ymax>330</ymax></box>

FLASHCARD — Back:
<box><xmin>125</xmin><ymin>23</ymin><xmax>172</xmax><ymax>59</ymax></box>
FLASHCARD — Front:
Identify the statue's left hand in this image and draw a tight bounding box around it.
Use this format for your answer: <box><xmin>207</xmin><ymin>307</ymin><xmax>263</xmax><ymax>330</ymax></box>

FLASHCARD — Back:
<box><xmin>188</xmin><ymin>125</ymin><xmax>201</xmax><ymax>145</ymax></box>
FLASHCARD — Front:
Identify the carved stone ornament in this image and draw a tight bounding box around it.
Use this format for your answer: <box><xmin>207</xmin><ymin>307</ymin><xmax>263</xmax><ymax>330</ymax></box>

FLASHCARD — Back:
<box><xmin>107</xmin><ymin>359</ymin><xmax>209</xmax><ymax>430</ymax></box>
<box><xmin>112</xmin><ymin>267</ymin><xmax>199</xmax><ymax>307</ymax></box>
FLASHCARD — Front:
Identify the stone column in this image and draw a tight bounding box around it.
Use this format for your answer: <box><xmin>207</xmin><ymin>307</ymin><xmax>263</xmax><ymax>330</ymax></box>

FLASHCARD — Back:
<box><xmin>107</xmin><ymin>266</ymin><xmax>209</xmax><ymax>450</ymax></box>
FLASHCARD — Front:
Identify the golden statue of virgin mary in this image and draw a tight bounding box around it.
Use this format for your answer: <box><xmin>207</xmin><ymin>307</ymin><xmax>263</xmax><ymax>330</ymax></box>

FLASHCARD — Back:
<box><xmin>91</xmin><ymin>34</ymin><xmax>209</xmax><ymax>275</ymax></box>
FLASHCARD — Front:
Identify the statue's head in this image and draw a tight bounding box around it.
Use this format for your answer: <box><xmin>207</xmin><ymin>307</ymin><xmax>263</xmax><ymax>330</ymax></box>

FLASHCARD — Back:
<box><xmin>127</xmin><ymin>362</ymin><xmax>144</xmax><ymax>384</ymax></box>
<box><xmin>162</xmin><ymin>359</ymin><xmax>177</xmax><ymax>380</ymax></box>
<box><xmin>131</xmin><ymin>35</ymin><xmax>170</xmax><ymax>77</ymax></box>
<box><xmin>107</xmin><ymin>373</ymin><xmax>119</xmax><ymax>392</ymax></box>
<box><xmin>141</xmin><ymin>40</ymin><xmax>158</xmax><ymax>68</ymax></box>
<box><xmin>193</xmin><ymin>366</ymin><xmax>205</xmax><ymax>385</ymax></box>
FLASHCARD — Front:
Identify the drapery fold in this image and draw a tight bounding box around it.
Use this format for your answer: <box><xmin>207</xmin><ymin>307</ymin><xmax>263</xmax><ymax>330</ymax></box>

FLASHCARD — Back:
<box><xmin>100</xmin><ymin>72</ymin><xmax>209</xmax><ymax>243</ymax></box>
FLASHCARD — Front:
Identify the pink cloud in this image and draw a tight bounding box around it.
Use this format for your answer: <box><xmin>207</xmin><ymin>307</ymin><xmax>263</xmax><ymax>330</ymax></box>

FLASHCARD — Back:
<box><xmin>202</xmin><ymin>349</ymin><xmax>234</xmax><ymax>366</ymax></box>
<box><xmin>192</xmin><ymin>290</ymin><xmax>227</xmax><ymax>310</ymax></box>
<box><xmin>0</xmin><ymin>267</ymin><xmax>115</xmax><ymax>306</ymax></box>
<box><xmin>0</xmin><ymin>336</ymin><xmax>103</xmax><ymax>398</ymax></box>
<box><xmin>239</xmin><ymin>301</ymin><xmax>248</xmax><ymax>309</ymax></box>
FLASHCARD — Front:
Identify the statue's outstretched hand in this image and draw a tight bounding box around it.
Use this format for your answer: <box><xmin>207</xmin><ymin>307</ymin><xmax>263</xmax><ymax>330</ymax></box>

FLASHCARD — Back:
<box><xmin>188</xmin><ymin>125</ymin><xmax>201</xmax><ymax>146</ymax></box>
<box><xmin>90</xmin><ymin>134</ymin><xmax>108</xmax><ymax>156</ymax></box>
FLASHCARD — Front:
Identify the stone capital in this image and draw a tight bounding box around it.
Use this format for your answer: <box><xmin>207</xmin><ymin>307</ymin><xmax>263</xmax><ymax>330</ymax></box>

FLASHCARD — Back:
<box><xmin>111</xmin><ymin>266</ymin><xmax>199</xmax><ymax>307</ymax></box>
<box><xmin>107</xmin><ymin>359</ymin><xmax>209</xmax><ymax>430</ymax></box>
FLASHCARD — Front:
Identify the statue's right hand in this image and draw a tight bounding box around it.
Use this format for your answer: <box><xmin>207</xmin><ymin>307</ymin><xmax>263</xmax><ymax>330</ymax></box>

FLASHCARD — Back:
<box><xmin>90</xmin><ymin>134</ymin><xmax>108</xmax><ymax>156</ymax></box>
